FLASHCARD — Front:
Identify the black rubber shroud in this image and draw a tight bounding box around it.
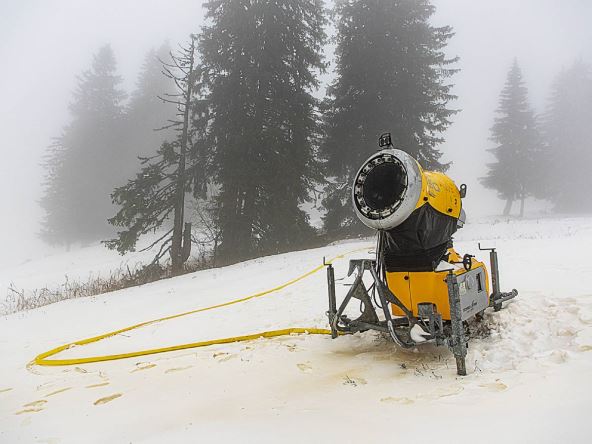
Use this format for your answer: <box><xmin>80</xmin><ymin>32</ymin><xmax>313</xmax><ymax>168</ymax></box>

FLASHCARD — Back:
<box><xmin>383</xmin><ymin>204</ymin><xmax>459</xmax><ymax>272</ymax></box>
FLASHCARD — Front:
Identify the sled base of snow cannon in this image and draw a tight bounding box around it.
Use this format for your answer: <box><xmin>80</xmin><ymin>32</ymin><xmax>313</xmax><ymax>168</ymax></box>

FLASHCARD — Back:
<box><xmin>325</xmin><ymin>246</ymin><xmax>517</xmax><ymax>376</ymax></box>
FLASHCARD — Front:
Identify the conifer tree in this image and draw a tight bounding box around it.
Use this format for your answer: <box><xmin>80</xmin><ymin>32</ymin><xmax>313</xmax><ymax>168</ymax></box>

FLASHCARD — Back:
<box><xmin>40</xmin><ymin>139</ymin><xmax>71</xmax><ymax>246</ymax></box>
<box><xmin>123</xmin><ymin>43</ymin><xmax>177</xmax><ymax>176</ymax></box>
<box><xmin>40</xmin><ymin>45</ymin><xmax>126</xmax><ymax>245</ymax></box>
<box><xmin>321</xmin><ymin>0</ymin><xmax>458</xmax><ymax>237</ymax></box>
<box><xmin>481</xmin><ymin>60</ymin><xmax>541</xmax><ymax>217</ymax></box>
<box><xmin>199</xmin><ymin>0</ymin><xmax>327</xmax><ymax>262</ymax></box>
<box><xmin>540</xmin><ymin>60</ymin><xmax>592</xmax><ymax>213</ymax></box>
<box><xmin>106</xmin><ymin>36</ymin><xmax>204</xmax><ymax>274</ymax></box>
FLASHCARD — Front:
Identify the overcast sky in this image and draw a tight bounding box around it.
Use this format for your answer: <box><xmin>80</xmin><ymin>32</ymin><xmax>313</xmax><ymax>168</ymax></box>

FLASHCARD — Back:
<box><xmin>0</xmin><ymin>0</ymin><xmax>591</xmax><ymax>264</ymax></box>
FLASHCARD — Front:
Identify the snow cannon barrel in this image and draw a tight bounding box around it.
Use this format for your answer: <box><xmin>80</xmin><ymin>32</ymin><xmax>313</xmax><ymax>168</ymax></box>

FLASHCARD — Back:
<box><xmin>352</xmin><ymin>148</ymin><xmax>466</xmax><ymax>271</ymax></box>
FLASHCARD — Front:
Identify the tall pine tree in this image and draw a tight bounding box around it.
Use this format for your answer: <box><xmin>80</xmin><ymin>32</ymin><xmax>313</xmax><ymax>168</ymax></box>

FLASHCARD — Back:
<box><xmin>481</xmin><ymin>60</ymin><xmax>541</xmax><ymax>217</ymax></box>
<box><xmin>321</xmin><ymin>0</ymin><xmax>458</xmax><ymax>237</ymax></box>
<box><xmin>106</xmin><ymin>37</ymin><xmax>203</xmax><ymax>274</ymax></box>
<box><xmin>199</xmin><ymin>0</ymin><xmax>327</xmax><ymax>262</ymax></box>
<box><xmin>540</xmin><ymin>60</ymin><xmax>592</xmax><ymax>213</ymax></box>
<box><xmin>40</xmin><ymin>139</ymin><xmax>71</xmax><ymax>245</ymax></box>
<box><xmin>122</xmin><ymin>43</ymin><xmax>177</xmax><ymax>177</ymax></box>
<box><xmin>40</xmin><ymin>45</ymin><xmax>126</xmax><ymax>245</ymax></box>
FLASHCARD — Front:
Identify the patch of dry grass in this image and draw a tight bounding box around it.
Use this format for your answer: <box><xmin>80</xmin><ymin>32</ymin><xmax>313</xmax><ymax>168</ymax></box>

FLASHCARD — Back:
<box><xmin>1</xmin><ymin>259</ymin><xmax>211</xmax><ymax>315</ymax></box>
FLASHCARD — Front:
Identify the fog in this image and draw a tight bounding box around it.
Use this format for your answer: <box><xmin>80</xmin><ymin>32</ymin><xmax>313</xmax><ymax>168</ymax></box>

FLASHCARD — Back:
<box><xmin>0</xmin><ymin>0</ymin><xmax>204</xmax><ymax>264</ymax></box>
<box><xmin>434</xmin><ymin>0</ymin><xmax>592</xmax><ymax>215</ymax></box>
<box><xmin>1</xmin><ymin>0</ymin><xmax>590</xmax><ymax>265</ymax></box>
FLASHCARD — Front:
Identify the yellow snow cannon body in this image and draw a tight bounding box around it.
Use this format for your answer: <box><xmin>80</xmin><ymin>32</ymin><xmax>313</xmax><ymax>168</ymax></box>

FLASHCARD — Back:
<box><xmin>325</xmin><ymin>133</ymin><xmax>517</xmax><ymax>375</ymax></box>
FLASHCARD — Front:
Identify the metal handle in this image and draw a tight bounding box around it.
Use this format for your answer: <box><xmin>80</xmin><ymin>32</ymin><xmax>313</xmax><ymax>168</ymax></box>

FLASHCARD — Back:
<box><xmin>478</xmin><ymin>242</ymin><xmax>496</xmax><ymax>252</ymax></box>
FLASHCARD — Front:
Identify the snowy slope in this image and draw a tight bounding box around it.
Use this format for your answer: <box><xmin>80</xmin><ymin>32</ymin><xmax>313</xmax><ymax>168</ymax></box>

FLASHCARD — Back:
<box><xmin>1</xmin><ymin>217</ymin><xmax>591</xmax><ymax>443</ymax></box>
<box><xmin>0</xmin><ymin>234</ymin><xmax>174</xmax><ymax>308</ymax></box>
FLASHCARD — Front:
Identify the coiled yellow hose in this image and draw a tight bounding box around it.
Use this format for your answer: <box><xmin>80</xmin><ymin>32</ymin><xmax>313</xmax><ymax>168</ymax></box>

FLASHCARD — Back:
<box><xmin>32</xmin><ymin>246</ymin><xmax>370</xmax><ymax>367</ymax></box>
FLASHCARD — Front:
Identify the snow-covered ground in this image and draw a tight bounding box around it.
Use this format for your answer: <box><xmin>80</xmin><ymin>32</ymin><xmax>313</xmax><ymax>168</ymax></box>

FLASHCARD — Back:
<box><xmin>1</xmin><ymin>217</ymin><xmax>591</xmax><ymax>443</ymax></box>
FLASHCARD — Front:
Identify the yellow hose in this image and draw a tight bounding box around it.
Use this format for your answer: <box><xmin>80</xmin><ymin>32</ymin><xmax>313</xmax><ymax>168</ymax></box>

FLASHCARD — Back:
<box><xmin>32</xmin><ymin>246</ymin><xmax>369</xmax><ymax>367</ymax></box>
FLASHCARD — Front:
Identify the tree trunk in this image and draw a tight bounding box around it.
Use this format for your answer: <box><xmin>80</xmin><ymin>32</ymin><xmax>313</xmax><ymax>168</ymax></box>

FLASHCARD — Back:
<box><xmin>171</xmin><ymin>38</ymin><xmax>196</xmax><ymax>276</ymax></box>
<box><xmin>181</xmin><ymin>222</ymin><xmax>192</xmax><ymax>263</ymax></box>
<box><xmin>212</xmin><ymin>235</ymin><xmax>218</xmax><ymax>268</ymax></box>
<box><xmin>502</xmin><ymin>198</ymin><xmax>513</xmax><ymax>216</ymax></box>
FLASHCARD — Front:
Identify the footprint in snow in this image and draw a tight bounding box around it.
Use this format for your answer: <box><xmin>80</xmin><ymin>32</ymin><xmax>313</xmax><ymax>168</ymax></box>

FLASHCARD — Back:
<box><xmin>94</xmin><ymin>393</ymin><xmax>122</xmax><ymax>405</ymax></box>
<box><xmin>297</xmin><ymin>362</ymin><xmax>313</xmax><ymax>373</ymax></box>
<box><xmin>342</xmin><ymin>375</ymin><xmax>367</xmax><ymax>387</ymax></box>
<box><xmin>478</xmin><ymin>380</ymin><xmax>508</xmax><ymax>392</ymax></box>
<box><xmin>45</xmin><ymin>387</ymin><xmax>72</xmax><ymax>397</ymax></box>
<box><xmin>15</xmin><ymin>400</ymin><xmax>48</xmax><ymax>415</ymax></box>
<box><xmin>15</xmin><ymin>407</ymin><xmax>44</xmax><ymax>415</ymax></box>
<box><xmin>165</xmin><ymin>366</ymin><xmax>192</xmax><ymax>374</ymax></box>
<box><xmin>23</xmin><ymin>400</ymin><xmax>47</xmax><ymax>408</ymax></box>
<box><xmin>86</xmin><ymin>382</ymin><xmax>110</xmax><ymax>389</ymax></box>
<box><xmin>131</xmin><ymin>363</ymin><xmax>156</xmax><ymax>373</ymax></box>
<box><xmin>213</xmin><ymin>352</ymin><xmax>234</xmax><ymax>362</ymax></box>
<box><xmin>284</xmin><ymin>343</ymin><xmax>300</xmax><ymax>352</ymax></box>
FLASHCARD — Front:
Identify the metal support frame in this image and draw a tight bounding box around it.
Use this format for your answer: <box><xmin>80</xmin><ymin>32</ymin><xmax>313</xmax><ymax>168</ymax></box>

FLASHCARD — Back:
<box><xmin>490</xmin><ymin>247</ymin><xmax>502</xmax><ymax>311</ymax></box>
<box><xmin>326</xmin><ymin>263</ymin><xmax>338</xmax><ymax>338</ymax></box>
<box><xmin>327</xmin><ymin>259</ymin><xmax>424</xmax><ymax>348</ymax></box>
<box><xmin>325</xmin><ymin>248</ymin><xmax>517</xmax><ymax>377</ymax></box>
<box><xmin>446</xmin><ymin>271</ymin><xmax>467</xmax><ymax>376</ymax></box>
<box><xmin>479</xmin><ymin>244</ymin><xmax>518</xmax><ymax>310</ymax></box>
<box><xmin>328</xmin><ymin>260</ymin><xmax>383</xmax><ymax>337</ymax></box>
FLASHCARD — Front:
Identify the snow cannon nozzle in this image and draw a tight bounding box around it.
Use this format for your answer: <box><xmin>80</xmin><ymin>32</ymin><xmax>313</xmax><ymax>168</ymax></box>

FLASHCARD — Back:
<box><xmin>352</xmin><ymin>146</ymin><xmax>464</xmax><ymax>235</ymax></box>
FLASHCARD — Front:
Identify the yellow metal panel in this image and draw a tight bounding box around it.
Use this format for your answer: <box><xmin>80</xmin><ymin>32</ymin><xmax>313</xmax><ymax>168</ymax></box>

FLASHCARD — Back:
<box><xmin>386</xmin><ymin>271</ymin><xmax>411</xmax><ymax>316</ymax></box>
<box><xmin>387</xmin><ymin>248</ymin><xmax>490</xmax><ymax>321</ymax></box>
<box><xmin>421</xmin><ymin>171</ymin><xmax>462</xmax><ymax>218</ymax></box>
<box><xmin>408</xmin><ymin>270</ymin><xmax>452</xmax><ymax>319</ymax></box>
<box><xmin>413</xmin><ymin>164</ymin><xmax>462</xmax><ymax>219</ymax></box>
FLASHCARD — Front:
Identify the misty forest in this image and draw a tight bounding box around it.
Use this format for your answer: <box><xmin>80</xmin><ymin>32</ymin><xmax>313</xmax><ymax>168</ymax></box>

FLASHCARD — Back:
<box><xmin>2</xmin><ymin>1</ymin><xmax>591</xmax><ymax>442</ymax></box>
<box><xmin>38</xmin><ymin>0</ymin><xmax>592</xmax><ymax>276</ymax></box>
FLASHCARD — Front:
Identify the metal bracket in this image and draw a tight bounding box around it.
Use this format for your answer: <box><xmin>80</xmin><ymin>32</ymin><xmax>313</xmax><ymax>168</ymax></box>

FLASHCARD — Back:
<box><xmin>326</xmin><ymin>262</ymin><xmax>338</xmax><ymax>338</ymax></box>
<box><xmin>478</xmin><ymin>243</ymin><xmax>518</xmax><ymax>310</ymax></box>
<box><xmin>347</xmin><ymin>259</ymin><xmax>374</xmax><ymax>277</ymax></box>
<box><xmin>378</xmin><ymin>132</ymin><xmax>392</xmax><ymax>148</ymax></box>
<box><xmin>417</xmin><ymin>303</ymin><xmax>444</xmax><ymax>344</ymax></box>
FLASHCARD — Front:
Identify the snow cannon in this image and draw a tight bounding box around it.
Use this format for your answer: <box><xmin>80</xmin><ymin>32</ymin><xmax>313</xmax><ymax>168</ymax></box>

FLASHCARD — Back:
<box><xmin>325</xmin><ymin>133</ymin><xmax>518</xmax><ymax>375</ymax></box>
